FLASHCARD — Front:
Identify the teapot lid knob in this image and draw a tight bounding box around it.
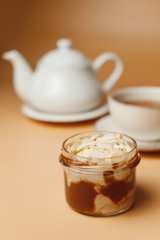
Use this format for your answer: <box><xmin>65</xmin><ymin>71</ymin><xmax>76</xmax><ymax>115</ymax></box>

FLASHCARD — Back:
<box><xmin>37</xmin><ymin>38</ymin><xmax>90</xmax><ymax>69</ymax></box>
<box><xmin>57</xmin><ymin>39</ymin><xmax>72</xmax><ymax>49</ymax></box>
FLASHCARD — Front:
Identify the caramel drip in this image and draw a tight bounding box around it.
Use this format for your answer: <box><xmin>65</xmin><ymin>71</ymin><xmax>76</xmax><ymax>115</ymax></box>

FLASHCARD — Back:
<box><xmin>64</xmin><ymin>172</ymin><xmax>97</xmax><ymax>213</ymax></box>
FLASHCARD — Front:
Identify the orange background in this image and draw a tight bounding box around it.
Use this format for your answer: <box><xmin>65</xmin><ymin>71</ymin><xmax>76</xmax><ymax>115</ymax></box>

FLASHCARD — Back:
<box><xmin>1</xmin><ymin>0</ymin><xmax>160</xmax><ymax>89</ymax></box>
<box><xmin>0</xmin><ymin>1</ymin><xmax>160</xmax><ymax>240</ymax></box>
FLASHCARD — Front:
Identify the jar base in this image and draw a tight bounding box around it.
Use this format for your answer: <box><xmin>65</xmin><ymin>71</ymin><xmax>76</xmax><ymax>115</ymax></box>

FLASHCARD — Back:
<box><xmin>67</xmin><ymin>201</ymin><xmax>135</xmax><ymax>217</ymax></box>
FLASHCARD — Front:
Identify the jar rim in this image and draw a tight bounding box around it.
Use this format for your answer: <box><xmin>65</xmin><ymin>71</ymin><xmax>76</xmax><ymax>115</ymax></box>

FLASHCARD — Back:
<box><xmin>61</xmin><ymin>131</ymin><xmax>139</xmax><ymax>172</ymax></box>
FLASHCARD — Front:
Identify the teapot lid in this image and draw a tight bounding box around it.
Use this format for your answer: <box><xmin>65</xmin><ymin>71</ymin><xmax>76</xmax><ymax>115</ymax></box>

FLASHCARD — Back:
<box><xmin>37</xmin><ymin>39</ymin><xmax>90</xmax><ymax>69</ymax></box>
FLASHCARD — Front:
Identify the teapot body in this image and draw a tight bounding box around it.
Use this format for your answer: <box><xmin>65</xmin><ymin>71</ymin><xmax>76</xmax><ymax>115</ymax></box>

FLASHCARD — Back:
<box><xmin>3</xmin><ymin>39</ymin><xmax>123</xmax><ymax>114</ymax></box>
<box><xmin>28</xmin><ymin>66</ymin><xmax>104</xmax><ymax>113</ymax></box>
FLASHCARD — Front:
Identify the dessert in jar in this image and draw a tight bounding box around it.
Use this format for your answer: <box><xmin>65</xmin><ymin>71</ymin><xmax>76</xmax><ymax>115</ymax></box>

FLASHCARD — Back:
<box><xmin>59</xmin><ymin>131</ymin><xmax>141</xmax><ymax>216</ymax></box>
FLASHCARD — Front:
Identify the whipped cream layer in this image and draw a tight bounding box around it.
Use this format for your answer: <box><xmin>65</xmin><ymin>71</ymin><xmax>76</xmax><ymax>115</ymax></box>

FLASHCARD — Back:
<box><xmin>67</xmin><ymin>133</ymin><xmax>135</xmax><ymax>165</ymax></box>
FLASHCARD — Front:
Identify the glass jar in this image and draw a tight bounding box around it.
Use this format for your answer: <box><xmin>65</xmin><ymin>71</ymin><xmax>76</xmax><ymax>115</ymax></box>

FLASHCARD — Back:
<box><xmin>59</xmin><ymin>131</ymin><xmax>140</xmax><ymax>216</ymax></box>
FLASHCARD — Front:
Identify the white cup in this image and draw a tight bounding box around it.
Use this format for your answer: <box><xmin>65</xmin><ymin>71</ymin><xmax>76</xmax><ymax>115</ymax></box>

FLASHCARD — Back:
<box><xmin>108</xmin><ymin>86</ymin><xmax>160</xmax><ymax>141</ymax></box>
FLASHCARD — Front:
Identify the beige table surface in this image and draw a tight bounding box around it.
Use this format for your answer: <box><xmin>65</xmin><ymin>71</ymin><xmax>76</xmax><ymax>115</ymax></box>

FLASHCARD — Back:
<box><xmin>1</xmin><ymin>1</ymin><xmax>160</xmax><ymax>239</ymax></box>
<box><xmin>0</xmin><ymin>63</ymin><xmax>160</xmax><ymax>240</ymax></box>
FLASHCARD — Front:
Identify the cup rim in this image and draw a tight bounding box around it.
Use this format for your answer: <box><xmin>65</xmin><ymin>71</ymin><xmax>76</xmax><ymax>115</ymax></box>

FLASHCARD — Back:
<box><xmin>108</xmin><ymin>86</ymin><xmax>160</xmax><ymax>110</ymax></box>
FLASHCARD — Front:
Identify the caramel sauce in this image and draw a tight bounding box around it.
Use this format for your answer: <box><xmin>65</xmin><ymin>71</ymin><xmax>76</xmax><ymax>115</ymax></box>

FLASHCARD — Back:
<box><xmin>101</xmin><ymin>174</ymin><xmax>135</xmax><ymax>204</ymax></box>
<box><xmin>64</xmin><ymin>172</ymin><xmax>97</xmax><ymax>213</ymax></box>
<box><xmin>64</xmin><ymin>170</ymin><xmax>135</xmax><ymax>213</ymax></box>
<box><xmin>60</xmin><ymin>154</ymin><xmax>97</xmax><ymax>167</ymax></box>
<box><xmin>61</xmin><ymin>153</ymin><xmax>140</xmax><ymax>214</ymax></box>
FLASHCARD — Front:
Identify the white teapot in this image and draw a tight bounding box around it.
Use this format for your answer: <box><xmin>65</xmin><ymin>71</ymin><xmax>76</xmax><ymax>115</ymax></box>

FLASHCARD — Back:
<box><xmin>3</xmin><ymin>39</ymin><xmax>123</xmax><ymax>113</ymax></box>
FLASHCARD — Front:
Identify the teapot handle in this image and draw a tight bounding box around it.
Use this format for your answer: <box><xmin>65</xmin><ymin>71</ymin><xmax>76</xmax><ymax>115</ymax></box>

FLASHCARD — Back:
<box><xmin>92</xmin><ymin>52</ymin><xmax>123</xmax><ymax>93</ymax></box>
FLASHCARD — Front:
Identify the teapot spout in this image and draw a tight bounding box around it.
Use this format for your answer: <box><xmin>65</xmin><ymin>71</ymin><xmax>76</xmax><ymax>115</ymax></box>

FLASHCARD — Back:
<box><xmin>2</xmin><ymin>50</ymin><xmax>33</xmax><ymax>102</ymax></box>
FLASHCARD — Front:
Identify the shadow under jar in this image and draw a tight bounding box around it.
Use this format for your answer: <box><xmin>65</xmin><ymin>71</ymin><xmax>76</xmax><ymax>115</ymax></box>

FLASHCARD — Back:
<box><xmin>59</xmin><ymin>131</ymin><xmax>141</xmax><ymax>216</ymax></box>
